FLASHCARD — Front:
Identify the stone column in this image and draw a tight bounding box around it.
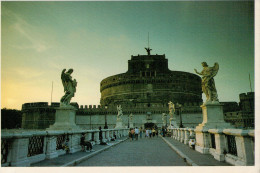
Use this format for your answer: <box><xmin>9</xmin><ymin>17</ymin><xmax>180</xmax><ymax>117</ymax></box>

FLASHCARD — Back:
<box><xmin>105</xmin><ymin>130</ymin><xmax>111</xmax><ymax>141</ymax></box>
<box><xmin>208</xmin><ymin>129</ymin><xmax>227</xmax><ymax>161</ymax></box>
<box><xmin>101</xmin><ymin>130</ymin><xmax>107</xmax><ymax>142</ymax></box>
<box><xmin>173</xmin><ymin>129</ymin><xmax>177</xmax><ymax>140</ymax></box>
<box><xmin>109</xmin><ymin>130</ymin><xmax>113</xmax><ymax>139</ymax></box>
<box><xmin>223</xmin><ymin>129</ymin><xmax>254</xmax><ymax>166</ymax></box>
<box><xmin>94</xmin><ymin>130</ymin><xmax>100</xmax><ymax>144</ymax></box>
<box><xmin>180</xmin><ymin>128</ymin><xmax>185</xmax><ymax>143</ymax></box>
<box><xmin>69</xmin><ymin>131</ymin><xmax>82</xmax><ymax>153</ymax></box>
<box><xmin>10</xmin><ymin>133</ymin><xmax>31</xmax><ymax>166</ymax></box>
<box><xmin>177</xmin><ymin>129</ymin><xmax>181</xmax><ymax>141</ymax></box>
<box><xmin>45</xmin><ymin>131</ymin><xmax>60</xmax><ymax>159</ymax></box>
<box><xmin>184</xmin><ymin>128</ymin><xmax>190</xmax><ymax>145</ymax></box>
<box><xmin>86</xmin><ymin>131</ymin><xmax>92</xmax><ymax>141</ymax></box>
<box><xmin>195</xmin><ymin>128</ymin><xmax>211</xmax><ymax>154</ymax></box>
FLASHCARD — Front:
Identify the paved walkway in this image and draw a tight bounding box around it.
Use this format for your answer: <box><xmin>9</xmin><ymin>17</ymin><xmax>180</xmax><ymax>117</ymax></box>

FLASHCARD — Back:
<box><xmin>76</xmin><ymin>136</ymin><xmax>188</xmax><ymax>166</ymax></box>
<box><xmin>162</xmin><ymin>137</ymin><xmax>231</xmax><ymax>166</ymax></box>
<box><xmin>31</xmin><ymin>137</ymin><xmax>128</xmax><ymax>167</ymax></box>
<box><xmin>31</xmin><ymin>136</ymin><xmax>232</xmax><ymax>167</ymax></box>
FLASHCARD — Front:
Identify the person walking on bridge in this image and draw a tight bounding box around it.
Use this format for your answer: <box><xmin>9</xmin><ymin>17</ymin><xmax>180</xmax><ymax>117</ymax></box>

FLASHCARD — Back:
<box><xmin>139</xmin><ymin>127</ymin><xmax>143</xmax><ymax>139</ymax></box>
<box><xmin>135</xmin><ymin>127</ymin><xmax>139</xmax><ymax>140</ymax></box>
<box><xmin>130</xmin><ymin>128</ymin><xmax>135</xmax><ymax>141</ymax></box>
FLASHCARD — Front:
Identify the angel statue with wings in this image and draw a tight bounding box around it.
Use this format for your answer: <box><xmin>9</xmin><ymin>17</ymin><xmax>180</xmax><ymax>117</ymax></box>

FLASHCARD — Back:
<box><xmin>117</xmin><ymin>105</ymin><xmax>123</xmax><ymax>120</ymax></box>
<box><xmin>168</xmin><ymin>101</ymin><xmax>175</xmax><ymax>118</ymax></box>
<box><xmin>60</xmin><ymin>68</ymin><xmax>77</xmax><ymax>106</ymax></box>
<box><xmin>194</xmin><ymin>62</ymin><xmax>219</xmax><ymax>103</ymax></box>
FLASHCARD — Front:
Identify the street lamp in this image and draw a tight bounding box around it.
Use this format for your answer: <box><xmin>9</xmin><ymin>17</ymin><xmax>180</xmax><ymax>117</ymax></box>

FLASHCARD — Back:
<box><xmin>176</xmin><ymin>103</ymin><xmax>184</xmax><ymax>128</ymax></box>
<box><xmin>104</xmin><ymin>106</ymin><xmax>108</xmax><ymax>129</ymax></box>
<box><xmin>90</xmin><ymin>114</ymin><xmax>92</xmax><ymax>130</ymax></box>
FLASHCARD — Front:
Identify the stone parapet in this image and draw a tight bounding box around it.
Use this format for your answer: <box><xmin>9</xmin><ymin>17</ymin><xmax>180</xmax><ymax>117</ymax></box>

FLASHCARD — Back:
<box><xmin>1</xmin><ymin>128</ymin><xmax>129</xmax><ymax>167</ymax></box>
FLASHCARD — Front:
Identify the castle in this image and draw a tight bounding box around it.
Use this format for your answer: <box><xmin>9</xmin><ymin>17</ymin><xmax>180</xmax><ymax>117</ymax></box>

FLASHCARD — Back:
<box><xmin>21</xmin><ymin>51</ymin><xmax>254</xmax><ymax>130</ymax></box>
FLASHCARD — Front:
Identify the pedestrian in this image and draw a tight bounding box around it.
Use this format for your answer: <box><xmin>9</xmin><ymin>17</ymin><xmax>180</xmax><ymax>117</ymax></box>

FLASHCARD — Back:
<box><xmin>152</xmin><ymin>128</ymin><xmax>156</xmax><ymax>137</ymax></box>
<box><xmin>135</xmin><ymin>127</ymin><xmax>139</xmax><ymax>140</ymax></box>
<box><xmin>99</xmin><ymin>126</ymin><xmax>107</xmax><ymax>145</ymax></box>
<box><xmin>156</xmin><ymin>129</ymin><xmax>158</xmax><ymax>137</ymax></box>
<box><xmin>80</xmin><ymin>133</ymin><xmax>95</xmax><ymax>152</ymax></box>
<box><xmin>130</xmin><ymin>128</ymin><xmax>135</xmax><ymax>141</ymax></box>
<box><xmin>139</xmin><ymin>127</ymin><xmax>143</xmax><ymax>139</ymax></box>
<box><xmin>162</xmin><ymin>127</ymin><xmax>166</xmax><ymax>137</ymax></box>
<box><xmin>149</xmin><ymin>129</ymin><xmax>152</xmax><ymax>138</ymax></box>
<box><xmin>129</xmin><ymin>129</ymin><xmax>132</xmax><ymax>139</ymax></box>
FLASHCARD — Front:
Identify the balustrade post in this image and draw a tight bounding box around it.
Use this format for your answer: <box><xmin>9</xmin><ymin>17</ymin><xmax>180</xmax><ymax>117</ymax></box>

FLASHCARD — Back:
<box><xmin>94</xmin><ymin>130</ymin><xmax>100</xmax><ymax>144</ymax></box>
<box><xmin>10</xmin><ymin>133</ymin><xmax>31</xmax><ymax>166</ymax></box>
<box><xmin>184</xmin><ymin>128</ymin><xmax>190</xmax><ymax>145</ymax></box>
<box><xmin>223</xmin><ymin>129</ymin><xmax>254</xmax><ymax>166</ymax></box>
<box><xmin>109</xmin><ymin>130</ymin><xmax>113</xmax><ymax>139</ymax></box>
<box><xmin>101</xmin><ymin>130</ymin><xmax>107</xmax><ymax>142</ymax></box>
<box><xmin>173</xmin><ymin>129</ymin><xmax>177</xmax><ymax>139</ymax></box>
<box><xmin>208</xmin><ymin>129</ymin><xmax>227</xmax><ymax>161</ymax></box>
<box><xmin>86</xmin><ymin>131</ymin><xmax>92</xmax><ymax>141</ymax></box>
<box><xmin>180</xmin><ymin>128</ymin><xmax>185</xmax><ymax>143</ymax></box>
<box><xmin>177</xmin><ymin>129</ymin><xmax>181</xmax><ymax>141</ymax></box>
<box><xmin>194</xmin><ymin>129</ymin><xmax>211</xmax><ymax>154</ymax></box>
<box><xmin>105</xmin><ymin>130</ymin><xmax>111</xmax><ymax>141</ymax></box>
<box><xmin>69</xmin><ymin>131</ymin><xmax>82</xmax><ymax>153</ymax></box>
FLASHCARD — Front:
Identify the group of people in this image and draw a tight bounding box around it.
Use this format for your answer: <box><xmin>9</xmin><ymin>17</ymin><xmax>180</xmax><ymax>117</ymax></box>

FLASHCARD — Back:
<box><xmin>129</xmin><ymin>127</ymin><xmax>159</xmax><ymax>141</ymax></box>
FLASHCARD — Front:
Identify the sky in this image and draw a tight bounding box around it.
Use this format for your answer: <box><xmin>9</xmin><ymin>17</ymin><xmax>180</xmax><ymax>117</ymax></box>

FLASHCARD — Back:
<box><xmin>1</xmin><ymin>1</ymin><xmax>255</xmax><ymax>110</ymax></box>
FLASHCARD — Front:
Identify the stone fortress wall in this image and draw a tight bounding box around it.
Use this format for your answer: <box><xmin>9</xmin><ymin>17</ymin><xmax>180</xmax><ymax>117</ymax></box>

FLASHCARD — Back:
<box><xmin>224</xmin><ymin>92</ymin><xmax>254</xmax><ymax>128</ymax></box>
<box><xmin>21</xmin><ymin>101</ymin><xmax>203</xmax><ymax>130</ymax></box>
<box><xmin>22</xmin><ymin>98</ymin><xmax>251</xmax><ymax>130</ymax></box>
<box><xmin>100</xmin><ymin>54</ymin><xmax>202</xmax><ymax>107</ymax></box>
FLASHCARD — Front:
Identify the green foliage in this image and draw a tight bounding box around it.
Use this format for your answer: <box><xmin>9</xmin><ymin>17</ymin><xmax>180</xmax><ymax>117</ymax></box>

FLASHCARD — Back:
<box><xmin>1</xmin><ymin>108</ymin><xmax>22</xmax><ymax>129</ymax></box>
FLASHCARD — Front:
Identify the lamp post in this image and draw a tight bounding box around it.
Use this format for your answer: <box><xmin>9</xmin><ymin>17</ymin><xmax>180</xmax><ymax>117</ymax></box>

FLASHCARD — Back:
<box><xmin>104</xmin><ymin>106</ymin><xmax>108</xmax><ymax>129</ymax></box>
<box><xmin>176</xmin><ymin>103</ymin><xmax>184</xmax><ymax>128</ymax></box>
<box><xmin>90</xmin><ymin>114</ymin><xmax>92</xmax><ymax>130</ymax></box>
<box><xmin>166</xmin><ymin>114</ymin><xmax>168</xmax><ymax>127</ymax></box>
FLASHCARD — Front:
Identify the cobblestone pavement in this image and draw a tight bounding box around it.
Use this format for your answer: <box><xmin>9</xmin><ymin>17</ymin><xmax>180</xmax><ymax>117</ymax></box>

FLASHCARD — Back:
<box><xmin>76</xmin><ymin>136</ymin><xmax>188</xmax><ymax>166</ymax></box>
<box><xmin>163</xmin><ymin>137</ymin><xmax>231</xmax><ymax>166</ymax></box>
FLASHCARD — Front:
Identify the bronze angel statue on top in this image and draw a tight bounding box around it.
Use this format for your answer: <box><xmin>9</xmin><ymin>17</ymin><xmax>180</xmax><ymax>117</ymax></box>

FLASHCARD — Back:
<box><xmin>60</xmin><ymin>68</ymin><xmax>77</xmax><ymax>106</ymax></box>
<box><xmin>194</xmin><ymin>62</ymin><xmax>219</xmax><ymax>103</ymax></box>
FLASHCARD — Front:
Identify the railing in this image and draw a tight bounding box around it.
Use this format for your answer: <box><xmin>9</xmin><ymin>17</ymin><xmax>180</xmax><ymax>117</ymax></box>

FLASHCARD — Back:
<box><xmin>210</xmin><ymin>133</ymin><xmax>216</xmax><ymax>149</ymax></box>
<box><xmin>56</xmin><ymin>134</ymin><xmax>66</xmax><ymax>150</ymax></box>
<box><xmin>226</xmin><ymin>135</ymin><xmax>237</xmax><ymax>156</ymax></box>
<box><xmin>1</xmin><ymin>139</ymin><xmax>10</xmax><ymax>164</ymax></box>
<box><xmin>170</xmin><ymin>127</ymin><xmax>254</xmax><ymax>166</ymax></box>
<box><xmin>1</xmin><ymin>128</ymin><xmax>129</xmax><ymax>167</ymax></box>
<box><xmin>28</xmin><ymin>136</ymin><xmax>45</xmax><ymax>157</ymax></box>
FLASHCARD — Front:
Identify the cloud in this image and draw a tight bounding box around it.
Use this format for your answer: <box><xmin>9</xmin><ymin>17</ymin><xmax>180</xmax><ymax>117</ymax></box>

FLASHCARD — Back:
<box><xmin>3</xmin><ymin>8</ymin><xmax>49</xmax><ymax>52</ymax></box>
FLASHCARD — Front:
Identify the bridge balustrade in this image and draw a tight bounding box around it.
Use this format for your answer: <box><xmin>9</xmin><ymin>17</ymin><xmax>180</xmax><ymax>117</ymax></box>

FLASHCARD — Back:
<box><xmin>1</xmin><ymin>128</ymin><xmax>129</xmax><ymax>167</ymax></box>
<box><xmin>170</xmin><ymin>127</ymin><xmax>254</xmax><ymax>166</ymax></box>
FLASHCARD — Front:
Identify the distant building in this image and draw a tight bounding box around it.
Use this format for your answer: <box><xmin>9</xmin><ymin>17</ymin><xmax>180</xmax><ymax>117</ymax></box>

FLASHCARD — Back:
<box><xmin>224</xmin><ymin>92</ymin><xmax>254</xmax><ymax>129</ymax></box>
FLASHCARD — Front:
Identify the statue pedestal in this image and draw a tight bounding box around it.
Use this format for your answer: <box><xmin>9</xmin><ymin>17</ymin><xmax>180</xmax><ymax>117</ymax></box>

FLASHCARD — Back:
<box><xmin>47</xmin><ymin>106</ymin><xmax>81</xmax><ymax>130</ymax></box>
<box><xmin>169</xmin><ymin>117</ymin><xmax>178</xmax><ymax>128</ymax></box>
<box><xmin>129</xmin><ymin>121</ymin><xmax>134</xmax><ymax>128</ymax></box>
<box><xmin>115</xmin><ymin>119</ymin><xmax>124</xmax><ymax>129</ymax></box>
<box><xmin>195</xmin><ymin>102</ymin><xmax>233</xmax><ymax>154</ymax></box>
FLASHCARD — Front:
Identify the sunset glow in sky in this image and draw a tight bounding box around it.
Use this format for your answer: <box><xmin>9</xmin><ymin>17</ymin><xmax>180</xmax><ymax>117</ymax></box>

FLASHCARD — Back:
<box><xmin>1</xmin><ymin>1</ymin><xmax>254</xmax><ymax>110</ymax></box>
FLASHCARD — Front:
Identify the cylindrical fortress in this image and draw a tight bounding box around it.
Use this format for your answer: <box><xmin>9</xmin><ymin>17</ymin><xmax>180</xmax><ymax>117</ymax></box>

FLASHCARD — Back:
<box><xmin>100</xmin><ymin>54</ymin><xmax>202</xmax><ymax>107</ymax></box>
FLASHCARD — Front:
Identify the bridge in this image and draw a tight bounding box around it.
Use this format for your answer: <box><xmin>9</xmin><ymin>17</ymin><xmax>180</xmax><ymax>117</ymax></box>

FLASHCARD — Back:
<box><xmin>1</xmin><ymin>127</ymin><xmax>254</xmax><ymax>167</ymax></box>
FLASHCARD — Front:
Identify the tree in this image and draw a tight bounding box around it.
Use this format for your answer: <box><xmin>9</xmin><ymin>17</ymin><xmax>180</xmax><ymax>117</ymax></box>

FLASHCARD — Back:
<box><xmin>1</xmin><ymin>108</ymin><xmax>22</xmax><ymax>129</ymax></box>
